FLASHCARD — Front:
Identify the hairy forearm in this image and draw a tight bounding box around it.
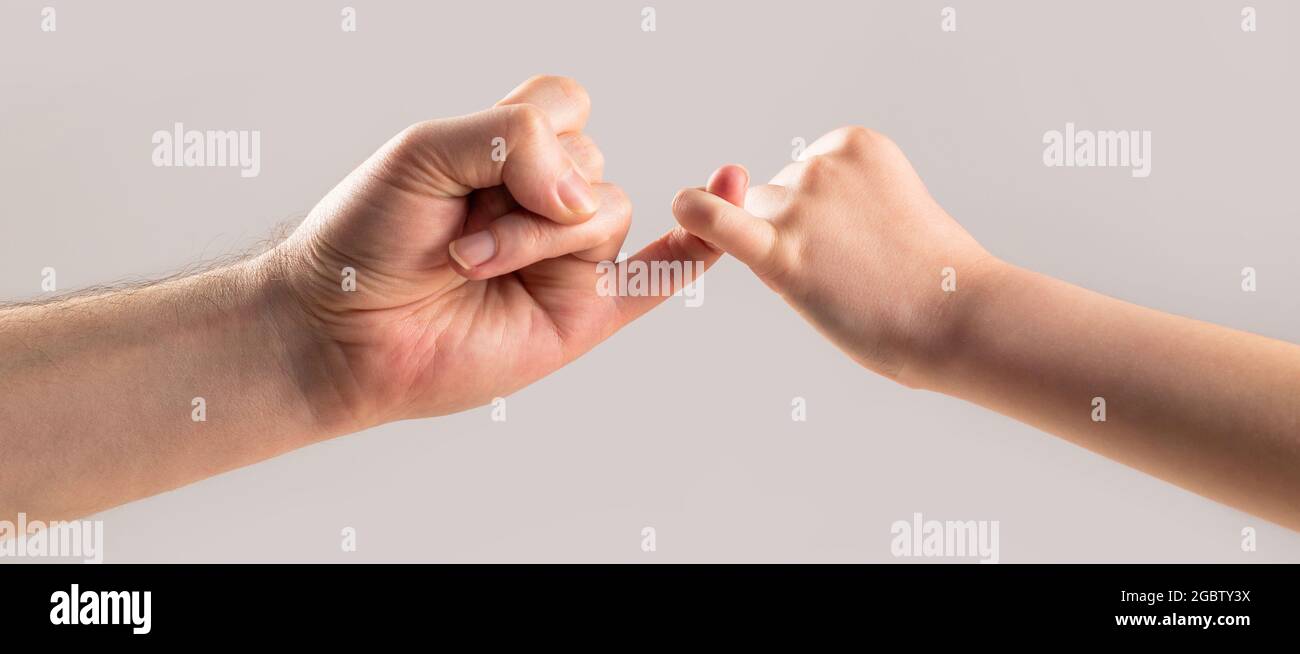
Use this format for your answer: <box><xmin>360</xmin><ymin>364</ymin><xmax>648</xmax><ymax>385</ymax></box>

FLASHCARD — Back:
<box><xmin>922</xmin><ymin>261</ymin><xmax>1300</xmax><ymax>529</ymax></box>
<box><xmin>0</xmin><ymin>256</ymin><xmax>340</xmax><ymax>520</ymax></box>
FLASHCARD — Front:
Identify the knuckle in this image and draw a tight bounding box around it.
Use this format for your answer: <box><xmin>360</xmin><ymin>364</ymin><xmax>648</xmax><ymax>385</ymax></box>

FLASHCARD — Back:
<box><xmin>583</xmin><ymin>137</ymin><xmax>605</xmax><ymax>172</ymax></box>
<box><xmin>508</xmin><ymin>215</ymin><xmax>551</xmax><ymax>253</ymax></box>
<box><xmin>517</xmin><ymin>75</ymin><xmax>590</xmax><ymax>116</ymax></box>
<box><xmin>823</xmin><ymin>125</ymin><xmax>880</xmax><ymax>153</ymax></box>
<box><xmin>583</xmin><ymin>212</ymin><xmax>623</xmax><ymax>251</ymax></box>
<box><xmin>506</xmin><ymin>103</ymin><xmax>552</xmax><ymax>143</ymax></box>
<box><xmin>797</xmin><ymin>154</ymin><xmax>835</xmax><ymax>186</ymax></box>
<box><xmin>566</xmin><ymin>133</ymin><xmax>604</xmax><ymax>171</ymax></box>
<box><xmin>390</xmin><ymin>120</ymin><xmax>435</xmax><ymax>157</ymax></box>
<box><xmin>601</xmin><ymin>183</ymin><xmax>632</xmax><ymax>221</ymax></box>
<box><xmin>841</xmin><ymin>124</ymin><xmax>877</xmax><ymax>143</ymax></box>
<box><xmin>522</xmin><ymin>73</ymin><xmax>552</xmax><ymax>87</ymax></box>
<box><xmin>546</xmin><ymin>75</ymin><xmax>589</xmax><ymax>108</ymax></box>
<box><xmin>842</xmin><ymin>125</ymin><xmax>898</xmax><ymax>158</ymax></box>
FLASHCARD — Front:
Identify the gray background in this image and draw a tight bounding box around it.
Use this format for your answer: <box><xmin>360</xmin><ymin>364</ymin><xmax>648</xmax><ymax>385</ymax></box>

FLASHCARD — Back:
<box><xmin>2</xmin><ymin>0</ymin><xmax>1297</xmax><ymax>562</ymax></box>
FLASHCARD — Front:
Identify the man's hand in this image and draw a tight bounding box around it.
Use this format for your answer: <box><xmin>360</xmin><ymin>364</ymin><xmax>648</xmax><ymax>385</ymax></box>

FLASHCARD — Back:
<box><xmin>264</xmin><ymin>75</ymin><xmax>720</xmax><ymax>432</ymax></box>
<box><xmin>0</xmin><ymin>76</ymin><xmax>722</xmax><ymax>520</ymax></box>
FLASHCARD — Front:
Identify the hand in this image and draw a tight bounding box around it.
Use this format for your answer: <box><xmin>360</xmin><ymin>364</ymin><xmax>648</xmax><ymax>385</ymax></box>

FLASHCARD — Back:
<box><xmin>264</xmin><ymin>76</ymin><xmax>719</xmax><ymax>432</ymax></box>
<box><xmin>0</xmin><ymin>76</ymin><xmax>733</xmax><ymax>518</ymax></box>
<box><xmin>671</xmin><ymin>127</ymin><xmax>999</xmax><ymax>386</ymax></box>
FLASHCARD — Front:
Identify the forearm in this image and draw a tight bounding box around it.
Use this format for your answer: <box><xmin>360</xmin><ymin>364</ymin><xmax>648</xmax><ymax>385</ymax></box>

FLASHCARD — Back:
<box><xmin>919</xmin><ymin>261</ymin><xmax>1300</xmax><ymax>529</ymax></box>
<box><xmin>0</xmin><ymin>256</ymin><xmax>343</xmax><ymax>520</ymax></box>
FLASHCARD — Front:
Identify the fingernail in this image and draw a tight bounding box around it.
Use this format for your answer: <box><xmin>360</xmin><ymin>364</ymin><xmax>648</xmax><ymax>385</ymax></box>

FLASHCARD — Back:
<box><xmin>449</xmin><ymin>230</ymin><xmax>496</xmax><ymax>268</ymax></box>
<box><xmin>557</xmin><ymin>168</ymin><xmax>599</xmax><ymax>216</ymax></box>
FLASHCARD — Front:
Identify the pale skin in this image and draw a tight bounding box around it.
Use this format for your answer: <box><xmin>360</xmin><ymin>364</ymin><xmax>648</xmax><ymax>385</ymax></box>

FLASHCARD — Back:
<box><xmin>0</xmin><ymin>76</ymin><xmax>728</xmax><ymax>520</ymax></box>
<box><xmin>672</xmin><ymin>127</ymin><xmax>1300</xmax><ymax>532</ymax></box>
<box><xmin>2</xmin><ymin>78</ymin><xmax>1297</xmax><ymax>534</ymax></box>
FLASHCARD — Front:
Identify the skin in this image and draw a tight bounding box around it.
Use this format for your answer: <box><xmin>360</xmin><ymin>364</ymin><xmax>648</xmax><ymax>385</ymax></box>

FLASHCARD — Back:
<box><xmin>672</xmin><ymin>126</ymin><xmax>1300</xmax><ymax>532</ymax></box>
<box><xmin>0</xmin><ymin>76</ymin><xmax>734</xmax><ymax>521</ymax></box>
<box><xmin>3</xmin><ymin>77</ymin><xmax>1296</xmax><ymax>533</ymax></box>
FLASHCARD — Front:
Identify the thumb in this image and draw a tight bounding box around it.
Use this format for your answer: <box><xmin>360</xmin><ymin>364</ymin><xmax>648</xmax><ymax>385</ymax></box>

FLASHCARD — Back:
<box><xmin>671</xmin><ymin>165</ymin><xmax>778</xmax><ymax>271</ymax></box>
<box><xmin>395</xmin><ymin>104</ymin><xmax>599</xmax><ymax>225</ymax></box>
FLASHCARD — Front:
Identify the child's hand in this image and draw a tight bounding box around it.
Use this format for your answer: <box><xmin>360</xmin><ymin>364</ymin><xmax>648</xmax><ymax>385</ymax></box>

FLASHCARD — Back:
<box><xmin>675</xmin><ymin>127</ymin><xmax>1300</xmax><ymax>531</ymax></box>
<box><xmin>672</xmin><ymin>127</ymin><xmax>999</xmax><ymax>386</ymax></box>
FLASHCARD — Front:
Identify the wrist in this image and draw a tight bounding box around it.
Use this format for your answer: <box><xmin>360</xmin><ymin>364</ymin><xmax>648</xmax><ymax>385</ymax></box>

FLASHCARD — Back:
<box><xmin>899</xmin><ymin>253</ymin><xmax>1020</xmax><ymax>392</ymax></box>
<box><xmin>241</xmin><ymin>251</ymin><xmax>371</xmax><ymax>441</ymax></box>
